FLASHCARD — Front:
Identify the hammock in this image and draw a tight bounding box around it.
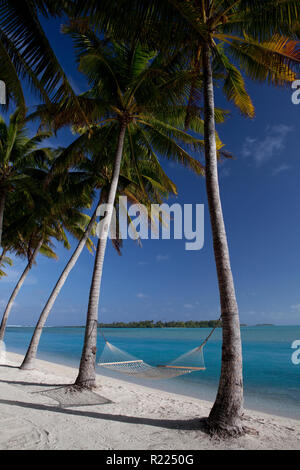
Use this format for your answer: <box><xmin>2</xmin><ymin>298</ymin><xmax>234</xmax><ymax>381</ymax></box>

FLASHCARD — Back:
<box><xmin>97</xmin><ymin>323</ymin><xmax>219</xmax><ymax>380</ymax></box>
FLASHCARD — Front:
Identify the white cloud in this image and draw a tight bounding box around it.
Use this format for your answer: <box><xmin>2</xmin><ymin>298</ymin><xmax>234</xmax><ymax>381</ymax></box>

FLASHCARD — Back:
<box><xmin>219</xmin><ymin>165</ymin><xmax>231</xmax><ymax>179</ymax></box>
<box><xmin>0</xmin><ymin>299</ymin><xmax>18</xmax><ymax>309</ymax></box>
<box><xmin>242</xmin><ymin>124</ymin><xmax>293</xmax><ymax>166</ymax></box>
<box><xmin>156</xmin><ymin>254</ymin><xmax>169</xmax><ymax>262</ymax></box>
<box><xmin>1</xmin><ymin>269</ymin><xmax>20</xmax><ymax>284</ymax></box>
<box><xmin>1</xmin><ymin>268</ymin><xmax>37</xmax><ymax>286</ymax></box>
<box><xmin>272</xmin><ymin>164</ymin><xmax>292</xmax><ymax>176</ymax></box>
<box><xmin>291</xmin><ymin>304</ymin><xmax>300</xmax><ymax>313</ymax></box>
<box><xmin>184</xmin><ymin>304</ymin><xmax>195</xmax><ymax>309</ymax></box>
<box><xmin>137</xmin><ymin>293</ymin><xmax>148</xmax><ymax>299</ymax></box>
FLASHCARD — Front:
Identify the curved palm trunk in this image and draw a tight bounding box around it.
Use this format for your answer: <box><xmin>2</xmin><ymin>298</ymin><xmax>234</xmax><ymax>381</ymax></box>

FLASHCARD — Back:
<box><xmin>0</xmin><ymin>192</ymin><xmax>6</xmax><ymax>248</ymax></box>
<box><xmin>75</xmin><ymin>122</ymin><xmax>127</xmax><ymax>389</ymax></box>
<box><xmin>20</xmin><ymin>197</ymin><xmax>103</xmax><ymax>371</ymax></box>
<box><xmin>0</xmin><ymin>239</ymin><xmax>43</xmax><ymax>341</ymax></box>
<box><xmin>202</xmin><ymin>43</ymin><xmax>244</xmax><ymax>436</ymax></box>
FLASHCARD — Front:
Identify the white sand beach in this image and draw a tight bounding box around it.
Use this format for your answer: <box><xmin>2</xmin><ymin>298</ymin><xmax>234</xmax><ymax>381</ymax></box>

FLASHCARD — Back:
<box><xmin>0</xmin><ymin>351</ymin><xmax>299</xmax><ymax>450</ymax></box>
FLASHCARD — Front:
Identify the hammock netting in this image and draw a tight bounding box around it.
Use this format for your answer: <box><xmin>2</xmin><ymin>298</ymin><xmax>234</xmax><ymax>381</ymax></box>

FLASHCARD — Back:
<box><xmin>97</xmin><ymin>341</ymin><xmax>205</xmax><ymax>379</ymax></box>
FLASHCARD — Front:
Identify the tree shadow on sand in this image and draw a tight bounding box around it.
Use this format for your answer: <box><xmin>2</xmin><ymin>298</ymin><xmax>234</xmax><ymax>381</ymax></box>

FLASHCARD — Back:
<box><xmin>0</xmin><ymin>398</ymin><xmax>209</xmax><ymax>433</ymax></box>
<box><xmin>0</xmin><ymin>378</ymin><xmax>67</xmax><ymax>387</ymax></box>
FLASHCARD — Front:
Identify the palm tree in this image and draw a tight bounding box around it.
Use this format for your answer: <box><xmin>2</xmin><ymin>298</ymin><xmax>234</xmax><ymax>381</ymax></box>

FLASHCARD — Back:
<box><xmin>70</xmin><ymin>0</ymin><xmax>300</xmax><ymax>433</ymax></box>
<box><xmin>0</xmin><ymin>109</ymin><xmax>53</xmax><ymax>247</ymax></box>
<box><xmin>0</xmin><ymin>1</ymin><xmax>88</xmax><ymax>121</ymax></box>
<box><xmin>0</xmin><ymin>236</ymin><xmax>48</xmax><ymax>341</ymax></box>
<box><xmin>45</xmin><ymin>30</ymin><xmax>207</xmax><ymax>389</ymax></box>
<box><xmin>20</xmin><ymin>130</ymin><xmax>179</xmax><ymax>370</ymax></box>
<box><xmin>0</xmin><ymin>159</ymin><xmax>94</xmax><ymax>341</ymax></box>
<box><xmin>166</xmin><ymin>0</ymin><xmax>300</xmax><ymax>437</ymax></box>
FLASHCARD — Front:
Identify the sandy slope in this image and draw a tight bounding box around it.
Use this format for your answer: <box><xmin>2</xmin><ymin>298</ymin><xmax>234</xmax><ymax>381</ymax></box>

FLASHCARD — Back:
<box><xmin>0</xmin><ymin>351</ymin><xmax>299</xmax><ymax>450</ymax></box>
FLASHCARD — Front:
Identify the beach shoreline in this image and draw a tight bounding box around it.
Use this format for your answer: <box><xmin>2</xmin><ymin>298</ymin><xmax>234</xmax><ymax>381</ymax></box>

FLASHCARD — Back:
<box><xmin>5</xmin><ymin>325</ymin><xmax>300</xmax><ymax>421</ymax></box>
<box><xmin>0</xmin><ymin>351</ymin><xmax>299</xmax><ymax>450</ymax></box>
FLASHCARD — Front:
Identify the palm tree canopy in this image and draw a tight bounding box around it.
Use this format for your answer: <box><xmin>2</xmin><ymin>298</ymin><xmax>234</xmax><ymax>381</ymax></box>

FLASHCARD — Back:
<box><xmin>0</xmin><ymin>0</ymin><xmax>89</xmax><ymax>121</ymax></box>
<box><xmin>0</xmin><ymin>109</ymin><xmax>53</xmax><ymax>195</ymax></box>
<box><xmin>31</xmin><ymin>30</ymin><xmax>227</xmax><ymax>177</ymax></box>
<box><xmin>69</xmin><ymin>0</ymin><xmax>300</xmax><ymax>119</ymax></box>
<box><xmin>1</xmin><ymin>145</ymin><xmax>97</xmax><ymax>267</ymax></box>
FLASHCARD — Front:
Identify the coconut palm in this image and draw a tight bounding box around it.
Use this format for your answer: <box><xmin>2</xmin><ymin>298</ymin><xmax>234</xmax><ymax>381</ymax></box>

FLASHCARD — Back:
<box><xmin>41</xmin><ymin>29</ymin><xmax>210</xmax><ymax>388</ymax></box>
<box><xmin>0</xmin><ymin>109</ymin><xmax>53</xmax><ymax>247</ymax></box>
<box><xmin>164</xmin><ymin>0</ymin><xmax>300</xmax><ymax>437</ymax></box>
<box><xmin>0</xmin><ymin>159</ymin><xmax>94</xmax><ymax>341</ymax></box>
<box><xmin>0</xmin><ymin>0</ymin><xmax>88</xmax><ymax>121</ymax></box>
<box><xmin>19</xmin><ymin>111</ymin><xmax>194</xmax><ymax>377</ymax></box>
<box><xmin>72</xmin><ymin>0</ymin><xmax>300</xmax><ymax>433</ymax></box>
<box><xmin>20</xmin><ymin>127</ymin><xmax>180</xmax><ymax>369</ymax></box>
<box><xmin>0</xmin><ymin>235</ymin><xmax>52</xmax><ymax>341</ymax></box>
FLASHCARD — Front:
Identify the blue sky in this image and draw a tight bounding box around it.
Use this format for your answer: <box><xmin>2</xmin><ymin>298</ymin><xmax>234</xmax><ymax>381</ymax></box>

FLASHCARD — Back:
<box><xmin>1</xmin><ymin>17</ymin><xmax>300</xmax><ymax>326</ymax></box>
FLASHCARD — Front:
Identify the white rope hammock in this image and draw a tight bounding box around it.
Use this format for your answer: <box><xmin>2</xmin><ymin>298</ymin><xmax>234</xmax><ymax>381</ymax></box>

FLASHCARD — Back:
<box><xmin>97</xmin><ymin>320</ymin><xmax>220</xmax><ymax>380</ymax></box>
<box><xmin>98</xmin><ymin>339</ymin><xmax>207</xmax><ymax>379</ymax></box>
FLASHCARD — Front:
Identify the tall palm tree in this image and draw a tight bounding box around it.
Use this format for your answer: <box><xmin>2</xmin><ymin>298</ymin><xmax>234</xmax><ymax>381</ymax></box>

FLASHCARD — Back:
<box><xmin>70</xmin><ymin>0</ymin><xmax>300</xmax><ymax>433</ymax></box>
<box><xmin>20</xmin><ymin>129</ymin><xmax>180</xmax><ymax>370</ymax></box>
<box><xmin>47</xmin><ymin>31</ymin><xmax>207</xmax><ymax>389</ymax></box>
<box><xmin>166</xmin><ymin>0</ymin><xmax>300</xmax><ymax>437</ymax></box>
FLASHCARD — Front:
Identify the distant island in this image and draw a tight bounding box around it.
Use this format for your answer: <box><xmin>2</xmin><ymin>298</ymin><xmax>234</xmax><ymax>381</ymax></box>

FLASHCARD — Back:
<box><xmin>98</xmin><ymin>320</ymin><xmax>223</xmax><ymax>328</ymax></box>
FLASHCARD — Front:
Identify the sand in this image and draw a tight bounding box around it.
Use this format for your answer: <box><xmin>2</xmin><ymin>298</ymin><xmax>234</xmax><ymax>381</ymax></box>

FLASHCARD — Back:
<box><xmin>0</xmin><ymin>351</ymin><xmax>299</xmax><ymax>450</ymax></box>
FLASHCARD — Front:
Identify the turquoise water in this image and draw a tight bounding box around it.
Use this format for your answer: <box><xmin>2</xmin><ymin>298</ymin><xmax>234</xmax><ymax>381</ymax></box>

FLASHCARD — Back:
<box><xmin>4</xmin><ymin>325</ymin><xmax>300</xmax><ymax>419</ymax></box>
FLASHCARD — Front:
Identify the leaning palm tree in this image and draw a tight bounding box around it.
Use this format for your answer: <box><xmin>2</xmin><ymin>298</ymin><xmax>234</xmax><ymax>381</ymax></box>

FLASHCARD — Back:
<box><xmin>0</xmin><ymin>163</ymin><xmax>93</xmax><ymax>341</ymax></box>
<box><xmin>76</xmin><ymin>0</ymin><xmax>300</xmax><ymax>433</ymax></box>
<box><xmin>0</xmin><ymin>232</ymin><xmax>55</xmax><ymax>341</ymax></box>
<box><xmin>0</xmin><ymin>109</ymin><xmax>53</xmax><ymax>247</ymax></box>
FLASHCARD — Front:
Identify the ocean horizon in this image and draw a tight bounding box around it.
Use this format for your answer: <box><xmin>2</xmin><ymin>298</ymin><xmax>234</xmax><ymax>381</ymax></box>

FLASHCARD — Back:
<box><xmin>4</xmin><ymin>325</ymin><xmax>300</xmax><ymax>420</ymax></box>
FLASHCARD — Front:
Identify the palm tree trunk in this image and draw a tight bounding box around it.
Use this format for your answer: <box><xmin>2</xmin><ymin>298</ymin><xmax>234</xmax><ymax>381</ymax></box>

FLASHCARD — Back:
<box><xmin>0</xmin><ymin>239</ymin><xmax>43</xmax><ymax>341</ymax></box>
<box><xmin>75</xmin><ymin>121</ymin><xmax>127</xmax><ymax>389</ymax></box>
<box><xmin>20</xmin><ymin>196</ymin><xmax>104</xmax><ymax>370</ymax></box>
<box><xmin>202</xmin><ymin>43</ymin><xmax>244</xmax><ymax>436</ymax></box>
<box><xmin>0</xmin><ymin>192</ymin><xmax>6</xmax><ymax>248</ymax></box>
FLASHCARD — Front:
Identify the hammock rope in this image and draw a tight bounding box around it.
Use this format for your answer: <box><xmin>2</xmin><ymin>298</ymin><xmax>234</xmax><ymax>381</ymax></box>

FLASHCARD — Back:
<box><xmin>97</xmin><ymin>319</ymin><xmax>220</xmax><ymax>380</ymax></box>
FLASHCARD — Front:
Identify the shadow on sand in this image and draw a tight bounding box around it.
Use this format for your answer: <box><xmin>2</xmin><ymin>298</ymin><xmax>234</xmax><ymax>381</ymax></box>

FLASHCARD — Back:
<box><xmin>0</xmin><ymin>397</ymin><xmax>208</xmax><ymax>433</ymax></box>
